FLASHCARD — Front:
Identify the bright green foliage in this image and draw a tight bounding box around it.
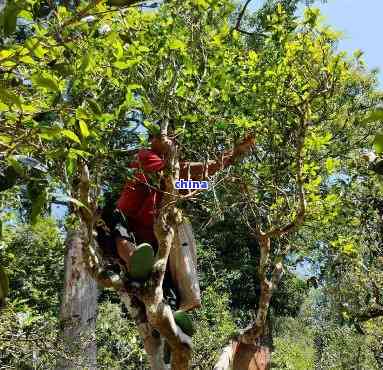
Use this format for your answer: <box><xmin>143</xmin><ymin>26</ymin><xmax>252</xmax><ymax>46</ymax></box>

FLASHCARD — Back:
<box><xmin>192</xmin><ymin>285</ymin><xmax>237</xmax><ymax>368</ymax></box>
<box><xmin>96</xmin><ymin>300</ymin><xmax>148</xmax><ymax>369</ymax></box>
<box><xmin>1</xmin><ymin>217</ymin><xmax>64</xmax><ymax>314</ymax></box>
<box><xmin>272</xmin><ymin>317</ymin><xmax>316</xmax><ymax>370</ymax></box>
<box><xmin>0</xmin><ymin>218</ymin><xmax>64</xmax><ymax>368</ymax></box>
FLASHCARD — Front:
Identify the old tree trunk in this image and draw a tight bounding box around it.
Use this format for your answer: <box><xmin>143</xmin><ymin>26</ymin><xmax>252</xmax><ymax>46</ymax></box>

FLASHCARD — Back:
<box><xmin>214</xmin><ymin>119</ymin><xmax>307</xmax><ymax>370</ymax></box>
<box><xmin>57</xmin><ymin>231</ymin><xmax>98</xmax><ymax>370</ymax></box>
<box><xmin>63</xmin><ymin>130</ymin><xmax>192</xmax><ymax>370</ymax></box>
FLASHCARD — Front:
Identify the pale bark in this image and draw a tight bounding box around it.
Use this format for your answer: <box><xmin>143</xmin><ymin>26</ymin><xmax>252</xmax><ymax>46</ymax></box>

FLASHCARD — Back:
<box><xmin>56</xmin><ymin>230</ymin><xmax>98</xmax><ymax>370</ymax></box>
<box><xmin>214</xmin><ymin>342</ymin><xmax>236</xmax><ymax>370</ymax></box>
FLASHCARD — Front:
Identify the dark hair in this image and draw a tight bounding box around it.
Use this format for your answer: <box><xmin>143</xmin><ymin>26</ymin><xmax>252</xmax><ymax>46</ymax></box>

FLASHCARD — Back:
<box><xmin>148</xmin><ymin>129</ymin><xmax>161</xmax><ymax>140</ymax></box>
<box><xmin>148</xmin><ymin>131</ymin><xmax>158</xmax><ymax>140</ymax></box>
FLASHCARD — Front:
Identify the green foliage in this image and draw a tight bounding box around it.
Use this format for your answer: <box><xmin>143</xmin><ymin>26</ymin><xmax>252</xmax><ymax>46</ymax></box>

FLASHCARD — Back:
<box><xmin>315</xmin><ymin>326</ymin><xmax>380</xmax><ymax>370</ymax></box>
<box><xmin>0</xmin><ymin>218</ymin><xmax>65</xmax><ymax>368</ymax></box>
<box><xmin>0</xmin><ymin>301</ymin><xmax>63</xmax><ymax>368</ymax></box>
<box><xmin>272</xmin><ymin>317</ymin><xmax>315</xmax><ymax>370</ymax></box>
<box><xmin>192</xmin><ymin>285</ymin><xmax>237</xmax><ymax>368</ymax></box>
<box><xmin>1</xmin><ymin>217</ymin><xmax>64</xmax><ymax>314</ymax></box>
<box><xmin>96</xmin><ymin>300</ymin><xmax>148</xmax><ymax>369</ymax></box>
<box><xmin>373</xmin><ymin>133</ymin><xmax>383</xmax><ymax>154</ymax></box>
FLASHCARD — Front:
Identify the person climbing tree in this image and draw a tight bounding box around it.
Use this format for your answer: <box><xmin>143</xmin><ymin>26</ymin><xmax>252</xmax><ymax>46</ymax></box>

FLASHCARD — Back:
<box><xmin>96</xmin><ymin>129</ymin><xmax>256</xmax><ymax>313</ymax></box>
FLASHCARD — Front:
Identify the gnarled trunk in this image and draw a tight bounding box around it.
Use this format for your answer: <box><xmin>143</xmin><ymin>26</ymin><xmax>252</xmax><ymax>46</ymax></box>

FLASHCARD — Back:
<box><xmin>56</xmin><ymin>230</ymin><xmax>98</xmax><ymax>370</ymax></box>
<box><xmin>214</xmin><ymin>334</ymin><xmax>272</xmax><ymax>370</ymax></box>
<box><xmin>215</xmin><ymin>235</ymin><xmax>281</xmax><ymax>370</ymax></box>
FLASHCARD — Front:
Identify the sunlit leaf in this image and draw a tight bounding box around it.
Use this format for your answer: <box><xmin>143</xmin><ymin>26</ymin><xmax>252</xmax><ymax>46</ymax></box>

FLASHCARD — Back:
<box><xmin>32</xmin><ymin>75</ymin><xmax>60</xmax><ymax>92</ymax></box>
<box><xmin>169</xmin><ymin>39</ymin><xmax>186</xmax><ymax>51</ymax></box>
<box><xmin>61</xmin><ymin>129</ymin><xmax>81</xmax><ymax>144</ymax></box>
<box><xmin>113</xmin><ymin>60</ymin><xmax>138</xmax><ymax>69</ymax></box>
<box><xmin>363</xmin><ymin>109</ymin><xmax>383</xmax><ymax>124</ymax></box>
<box><xmin>0</xmin><ymin>88</ymin><xmax>23</xmax><ymax>108</ymax></box>
<box><xmin>79</xmin><ymin>120</ymin><xmax>90</xmax><ymax>138</ymax></box>
<box><xmin>373</xmin><ymin>133</ymin><xmax>383</xmax><ymax>154</ymax></box>
<box><xmin>20</xmin><ymin>55</ymin><xmax>35</xmax><ymax>64</ymax></box>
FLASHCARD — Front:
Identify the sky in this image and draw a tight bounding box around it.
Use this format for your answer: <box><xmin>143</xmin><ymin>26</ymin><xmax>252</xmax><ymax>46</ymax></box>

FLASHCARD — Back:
<box><xmin>314</xmin><ymin>0</ymin><xmax>383</xmax><ymax>87</ymax></box>
<box><xmin>249</xmin><ymin>0</ymin><xmax>383</xmax><ymax>87</ymax></box>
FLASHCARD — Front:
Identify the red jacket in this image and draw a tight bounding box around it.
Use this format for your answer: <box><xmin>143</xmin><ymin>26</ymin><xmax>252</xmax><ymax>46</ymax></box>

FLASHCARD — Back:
<box><xmin>117</xmin><ymin>149</ymin><xmax>165</xmax><ymax>244</ymax></box>
<box><xmin>117</xmin><ymin>148</ymin><xmax>236</xmax><ymax>244</ymax></box>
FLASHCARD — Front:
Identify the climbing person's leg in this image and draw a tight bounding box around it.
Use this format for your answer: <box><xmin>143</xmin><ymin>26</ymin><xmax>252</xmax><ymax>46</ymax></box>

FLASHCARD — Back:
<box><xmin>115</xmin><ymin>237</ymin><xmax>136</xmax><ymax>266</ymax></box>
<box><xmin>110</xmin><ymin>208</ymin><xmax>137</xmax><ymax>268</ymax></box>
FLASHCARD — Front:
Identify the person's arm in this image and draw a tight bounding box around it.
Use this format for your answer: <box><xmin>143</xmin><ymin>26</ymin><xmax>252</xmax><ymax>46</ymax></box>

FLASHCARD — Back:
<box><xmin>179</xmin><ymin>135</ymin><xmax>255</xmax><ymax>180</ymax></box>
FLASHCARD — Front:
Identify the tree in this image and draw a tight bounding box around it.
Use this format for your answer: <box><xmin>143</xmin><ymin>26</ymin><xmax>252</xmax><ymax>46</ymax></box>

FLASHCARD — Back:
<box><xmin>1</xmin><ymin>0</ymin><xmax>382</xmax><ymax>369</ymax></box>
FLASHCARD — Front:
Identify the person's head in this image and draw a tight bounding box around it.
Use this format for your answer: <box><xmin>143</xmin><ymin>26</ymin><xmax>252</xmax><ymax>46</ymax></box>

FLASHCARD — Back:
<box><xmin>148</xmin><ymin>131</ymin><xmax>163</xmax><ymax>154</ymax></box>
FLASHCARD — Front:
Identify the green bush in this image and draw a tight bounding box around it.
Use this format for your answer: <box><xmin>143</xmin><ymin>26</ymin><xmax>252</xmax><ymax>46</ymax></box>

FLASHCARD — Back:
<box><xmin>272</xmin><ymin>317</ymin><xmax>315</xmax><ymax>370</ymax></box>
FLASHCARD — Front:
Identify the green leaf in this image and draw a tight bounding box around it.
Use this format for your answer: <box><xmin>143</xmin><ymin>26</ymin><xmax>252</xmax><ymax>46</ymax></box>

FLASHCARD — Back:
<box><xmin>193</xmin><ymin>0</ymin><xmax>209</xmax><ymax>9</ymax></box>
<box><xmin>61</xmin><ymin>129</ymin><xmax>81</xmax><ymax>144</ymax></box>
<box><xmin>0</xmin><ymin>88</ymin><xmax>23</xmax><ymax>108</ymax></box>
<box><xmin>373</xmin><ymin>133</ymin><xmax>383</xmax><ymax>154</ymax></box>
<box><xmin>363</xmin><ymin>109</ymin><xmax>383</xmax><ymax>124</ymax></box>
<box><xmin>38</xmin><ymin>128</ymin><xmax>61</xmax><ymax>141</ymax></box>
<box><xmin>113</xmin><ymin>60</ymin><xmax>137</xmax><ymax>69</ymax></box>
<box><xmin>143</xmin><ymin>121</ymin><xmax>160</xmax><ymax>136</ymax></box>
<box><xmin>69</xmin><ymin>148</ymin><xmax>91</xmax><ymax>158</ymax></box>
<box><xmin>87</xmin><ymin>99</ymin><xmax>102</xmax><ymax>115</ymax></box>
<box><xmin>1</xmin><ymin>60</ymin><xmax>16</xmax><ymax>68</ymax></box>
<box><xmin>32</xmin><ymin>75</ymin><xmax>60</xmax><ymax>92</ymax></box>
<box><xmin>19</xmin><ymin>55</ymin><xmax>35</xmax><ymax>64</ymax></box>
<box><xmin>97</xmin><ymin>113</ymin><xmax>114</xmax><ymax>123</ymax></box>
<box><xmin>80</xmin><ymin>54</ymin><xmax>91</xmax><ymax>72</ymax></box>
<box><xmin>0</xmin><ymin>134</ymin><xmax>12</xmax><ymax>144</ymax></box>
<box><xmin>25</xmin><ymin>39</ymin><xmax>47</xmax><ymax>59</ymax></box>
<box><xmin>168</xmin><ymin>39</ymin><xmax>186</xmax><ymax>51</ymax></box>
<box><xmin>78</xmin><ymin>120</ymin><xmax>90</xmax><ymax>138</ymax></box>
<box><xmin>55</xmin><ymin>195</ymin><xmax>92</xmax><ymax>215</ymax></box>
<box><xmin>18</xmin><ymin>10</ymin><xmax>33</xmax><ymax>20</ymax></box>
<box><xmin>113</xmin><ymin>40</ymin><xmax>124</xmax><ymax>59</ymax></box>
<box><xmin>0</xmin><ymin>50</ymin><xmax>14</xmax><ymax>60</ymax></box>
<box><xmin>65</xmin><ymin>157</ymin><xmax>76</xmax><ymax>177</ymax></box>
<box><xmin>8</xmin><ymin>156</ymin><xmax>25</xmax><ymax>176</ymax></box>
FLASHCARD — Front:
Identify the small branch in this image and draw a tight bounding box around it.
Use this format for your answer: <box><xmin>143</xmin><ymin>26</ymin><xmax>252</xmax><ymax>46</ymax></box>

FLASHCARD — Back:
<box><xmin>234</xmin><ymin>0</ymin><xmax>252</xmax><ymax>31</ymax></box>
<box><xmin>268</xmin><ymin>117</ymin><xmax>307</xmax><ymax>238</ymax></box>
<box><xmin>357</xmin><ymin>304</ymin><xmax>383</xmax><ymax>322</ymax></box>
<box><xmin>237</xmin><ymin>29</ymin><xmax>267</xmax><ymax>37</ymax></box>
